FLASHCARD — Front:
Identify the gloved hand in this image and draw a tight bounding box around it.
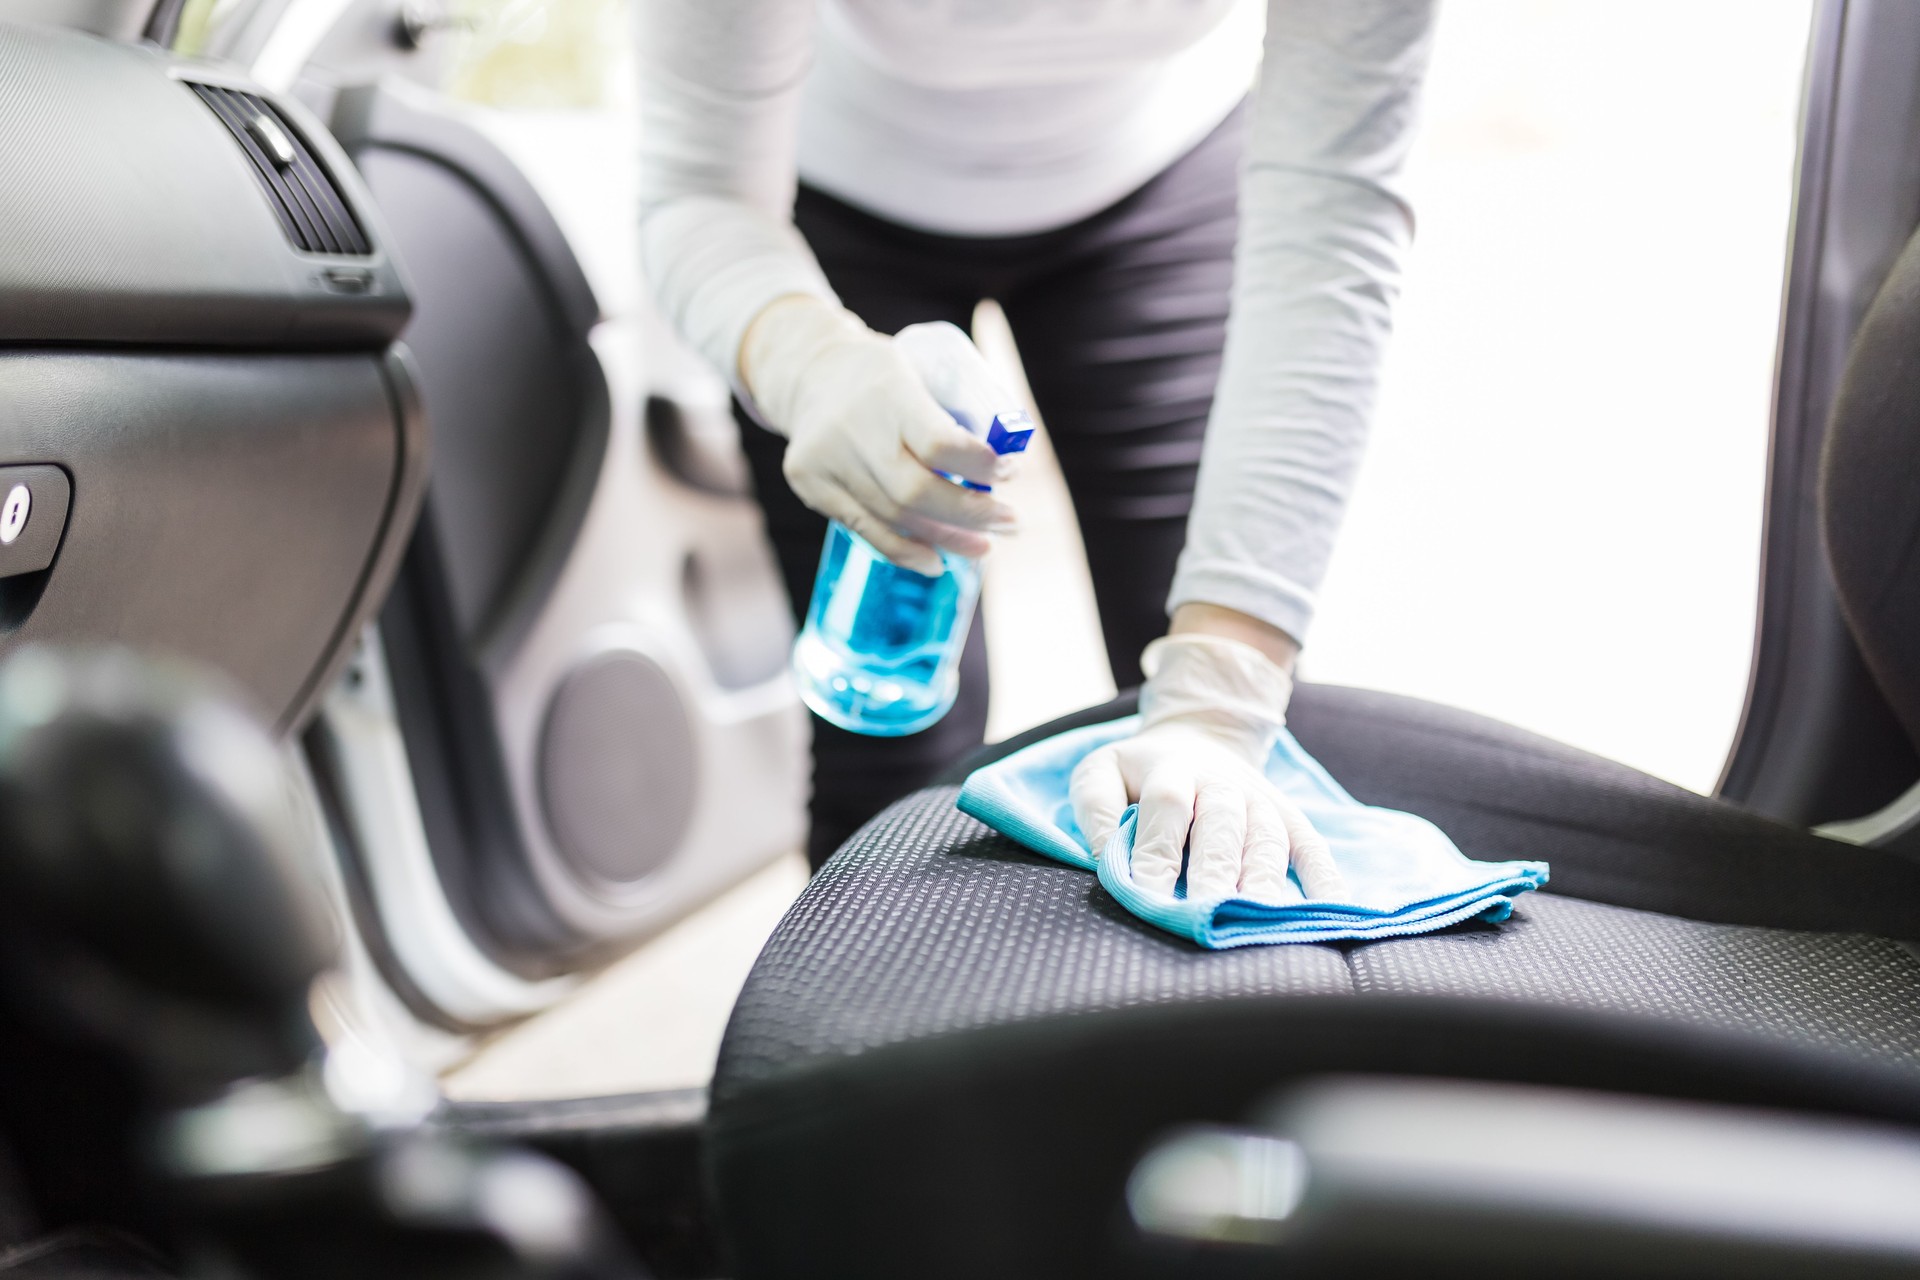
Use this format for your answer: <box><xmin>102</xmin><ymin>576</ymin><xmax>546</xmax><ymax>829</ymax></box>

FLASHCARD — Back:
<box><xmin>1069</xmin><ymin>634</ymin><xmax>1349</xmax><ymax>903</ymax></box>
<box><xmin>740</xmin><ymin>296</ymin><xmax>1019</xmax><ymax>575</ymax></box>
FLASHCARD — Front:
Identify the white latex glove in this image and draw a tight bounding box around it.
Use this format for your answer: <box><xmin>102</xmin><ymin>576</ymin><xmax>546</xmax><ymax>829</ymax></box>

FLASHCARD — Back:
<box><xmin>740</xmin><ymin>297</ymin><xmax>1019</xmax><ymax>575</ymax></box>
<box><xmin>1069</xmin><ymin>634</ymin><xmax>1349</xmax><ymax>903</ymax></box>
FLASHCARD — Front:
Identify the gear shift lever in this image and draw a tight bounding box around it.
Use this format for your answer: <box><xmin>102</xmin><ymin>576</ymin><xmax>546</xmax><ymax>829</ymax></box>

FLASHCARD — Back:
<box><xmin>0</xmin><ymin>646</ymin><xmax>335</xmax><ymax>1104</ymax></box>
<box><xmin>0</xmin><ymin>648</ymin><xmax>647</xmax><ymax>1279</ymax></box>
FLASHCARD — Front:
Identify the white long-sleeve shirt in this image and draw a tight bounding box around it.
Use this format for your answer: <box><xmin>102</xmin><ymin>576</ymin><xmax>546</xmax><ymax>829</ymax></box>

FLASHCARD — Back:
<box><xmin>638</xmin><ymin>0</ymin><xmax>1435</xmax><ymax>645</ymax></box>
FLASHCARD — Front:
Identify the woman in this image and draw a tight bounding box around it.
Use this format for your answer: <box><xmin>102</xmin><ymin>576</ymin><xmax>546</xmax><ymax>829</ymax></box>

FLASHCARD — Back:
<box><xmin>639</xmin><ymin>0</ymin><xmax>1435</xmax><ymax>894</ymax></box>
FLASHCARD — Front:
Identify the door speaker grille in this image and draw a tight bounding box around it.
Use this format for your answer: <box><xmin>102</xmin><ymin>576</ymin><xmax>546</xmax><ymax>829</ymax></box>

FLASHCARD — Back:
<box><xmin>539</xmin><ymin>651</ymin><xmax>697</xmax><ymax>888</ymax></box>
<box><xmin>187</xmin><ymin>83</ymin><xmax>370</xmax><ymax>255</ymax></box>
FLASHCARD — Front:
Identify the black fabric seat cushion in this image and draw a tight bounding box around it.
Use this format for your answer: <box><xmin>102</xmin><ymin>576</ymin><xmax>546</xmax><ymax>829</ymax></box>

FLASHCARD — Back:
<box><xmin>952</xmin><ymin>685</ymin><xmax>1920</xmax><ymax>940</ymax></box>
<box><xmin>709</xmin><ymin>687</ymin><xmax>1920</xmax><ymax>1280</ymax></box>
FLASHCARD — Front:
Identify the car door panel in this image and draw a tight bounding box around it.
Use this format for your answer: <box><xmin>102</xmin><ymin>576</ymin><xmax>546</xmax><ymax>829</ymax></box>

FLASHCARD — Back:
<box><xmin>313</xmin><ymin>78</ymin><xmax>804</xmax><ymax>1007</ymax></box>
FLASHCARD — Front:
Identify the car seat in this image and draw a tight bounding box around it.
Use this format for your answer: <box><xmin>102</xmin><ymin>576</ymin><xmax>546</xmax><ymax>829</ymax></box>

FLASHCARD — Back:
<box><xmin>699</xmin><ymin>225</ymin><xmax>1920</xmax><ymax>1280</ymax></box>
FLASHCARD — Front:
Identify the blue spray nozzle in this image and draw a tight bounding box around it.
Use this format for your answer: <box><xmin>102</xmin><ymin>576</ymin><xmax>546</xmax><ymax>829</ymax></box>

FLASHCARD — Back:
<box><xmin>957</xmin><ymin>410</ymin><xmax>1036</xmax><ymax>491</ymax></box>
<box><xmin>987</xmin><ymin>409</ymin><xmax>1035</xmax><ymax>457</ymax></box>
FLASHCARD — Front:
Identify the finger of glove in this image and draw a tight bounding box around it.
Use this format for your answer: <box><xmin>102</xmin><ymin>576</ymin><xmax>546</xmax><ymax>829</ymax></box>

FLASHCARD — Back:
<box><xmin>1068</xmin><ymin>745</ymin><xmax>1128</xmax><ymax>858</ymax></box>
<box><xmin>1279</xmin><ymin>800</ymin><xmax>1347</xmax><ymax>901</ymax></box>
<box><xmin>1131</xmin><ymin>767</ymin><xmax>1197</xmax><ymax>896</ymax></box>
<box><xmin>899</xmin><ymin>397</ymin><xmax>1003</xmax><ymax>488</ymax></box>
<box><xmin>793</xmin><ymin>477</ymin><xmax>944</xmax><ymax>576</ymax></box>
<box><xmin>893</xmin><ymin>322</ymin><xmax>1024</xmax><ymax>482</ymax></box>
<box><xmin>1184</xmin><ymin>781</ymin><xmax>1247</xmax><ymax>902</ymax></box>
<box><xmin>870</xmin><ymin>448</ymin><xmax>1015</xmax><ymax>534</ymax></box>
<box><xmin>897</xmin><ymin>511</ymin><xmax>993</xmax><ymax>560</ymax></box>
<box><xmin>836</xmin><ymin>466</ymin><xmax>985</xmax><ymax>564</ymax></box>
<box><xmin>1239</xmin><ymin>797</ymin><xmax>1297</xmax><ymax>903</ymax></box>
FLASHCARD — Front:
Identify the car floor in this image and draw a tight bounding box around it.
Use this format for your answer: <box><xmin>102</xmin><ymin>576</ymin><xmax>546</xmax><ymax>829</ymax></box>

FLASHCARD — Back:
<box><xmin>439</xmin><ymin>850</ymin><xmax>811</xmax><ymax>1099</ymax></box>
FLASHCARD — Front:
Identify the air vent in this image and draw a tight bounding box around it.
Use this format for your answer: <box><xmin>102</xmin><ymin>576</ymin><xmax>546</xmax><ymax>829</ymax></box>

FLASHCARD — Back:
<box><xmin>187</xmin><ymin>82</ymin><xmax>370</xmax><ymax>256</ymax></box>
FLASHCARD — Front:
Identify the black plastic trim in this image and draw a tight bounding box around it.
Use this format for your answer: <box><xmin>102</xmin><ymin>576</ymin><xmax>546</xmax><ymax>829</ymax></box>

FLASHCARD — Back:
<box><xmin>142</xmin><ymin>0</ymin><xmax>186</xmax><ymax>47</ymax></box>
<box><xmin>331</xmin><ymin>82</ymin><xmax>607</xmax><ymax>666</ymax></box>
<box><xmin>440</xmin><ymin>1088</ymin><xmax>708</xmax><ymax>1139</ymax></box>
<box><xmin>0</xmin><ymin>24</ymin><xmax>408</xmax><ymax>349</ymax></box>
<box><xmin>276</xmin><ymin>345</ymin><xmax>431</xmax><ymax>735</ymax></box>
<box><xmin>330</xmin><ymin>83</ymin><xmax>598</xmax><ymax>338</ymax></box>
<box><xmin>1718</xmin><ymin>0</ymin><xmax>1920</xmax><ymax>823</ymax></box>
<box><xmin>188</xmin><ymin>83</ymin><xmax>372</xmax><ymax>256</ymax></box>
<box><xmin>475</xmin><ymin>367</ymin><xmax>610</xmax><ymax>672</ymax></box>
<box><xmin>438</xmin><ymin>1090</ymin><xmax>721</xmax><ymax>1278</ymax></box>
<box><xmin>0</xmin><ymin>350</ymin><xmax>409</xmax><ymax>731</ymax></box>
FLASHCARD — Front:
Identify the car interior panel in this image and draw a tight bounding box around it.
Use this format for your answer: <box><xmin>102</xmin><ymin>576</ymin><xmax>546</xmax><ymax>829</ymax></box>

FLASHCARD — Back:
<box><xmin>1717</xmin><ymin>0</ymin><xmax>1920</xmax><ymax>826</ymax></box>
<box><xmin>0</xmin><ymin>19</ymin><xmax>420</xmax><ymax>730</ymax></box>
<box><xmin>306</xmin><ymin>73</ymin><xmax>806</xmax><ymax>1019</ymax></box>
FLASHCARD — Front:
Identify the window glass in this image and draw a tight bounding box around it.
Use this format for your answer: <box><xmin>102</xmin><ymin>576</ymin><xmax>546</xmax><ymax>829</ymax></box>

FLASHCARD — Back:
<box><xmin>1298</xmin><ymin>1</ymin><xmax>1813</xmax><ymax>792</ymax></box>
<box><xmin>171</xmin><ymin>0</ymin><xmax>259</xmax><ymax>56</ymax></box>
<box><xmin>439</xmin><ymin>0</ymin><xmax>625</xmax><ymax>109</ymax></box>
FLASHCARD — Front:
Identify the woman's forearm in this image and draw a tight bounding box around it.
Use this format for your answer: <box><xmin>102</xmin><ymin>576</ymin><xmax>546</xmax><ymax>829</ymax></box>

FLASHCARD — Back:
<box><xmin>638</xmin><ymin>0</ymin><xmax>833</xmax><ymax>389</ymax></box>
<box><xmin>1165</xmin><ymin>0</ymin><xmax>1436</xmax><ymax>648</ymax></box>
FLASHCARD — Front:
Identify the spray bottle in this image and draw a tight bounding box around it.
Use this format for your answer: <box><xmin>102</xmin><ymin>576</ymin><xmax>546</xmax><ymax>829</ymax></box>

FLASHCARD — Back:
<box><xmin>791</xmin><ymin>322</ymin><xmax>1033</xmax><ymax>736</ymax></box>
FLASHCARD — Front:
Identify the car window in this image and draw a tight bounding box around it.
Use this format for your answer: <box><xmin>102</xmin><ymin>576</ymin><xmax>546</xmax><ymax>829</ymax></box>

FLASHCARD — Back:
<box><xmin>171</xmin><ymin>0</ymin><xmax>259</xmax><ymax>55</ymax></box>
<box><xmin>1299</xmin><ymin>2</ymin><xmax>1813</xmax><ymax>794</ymax></box>
<box><xmin>439</xmin><ymin>0</ymin><xmax>624</xmax><ymax>109</ymax></box>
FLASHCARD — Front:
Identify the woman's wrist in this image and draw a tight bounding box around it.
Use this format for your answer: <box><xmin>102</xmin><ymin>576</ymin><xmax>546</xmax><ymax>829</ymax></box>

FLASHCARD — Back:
<box><xmin>738</xmin><ymin>294</ymin><xmax>884</xmax><ymax>442</ymax></box>
<box><xmin>1168</xmin><ymin>602</ymin><xmax>1301</xmax><ymax>673</ymax></box>
<box><xmin>738</xmin><ymin>293</ymin><xmax>850</xmax><ymax>407</ymax></box>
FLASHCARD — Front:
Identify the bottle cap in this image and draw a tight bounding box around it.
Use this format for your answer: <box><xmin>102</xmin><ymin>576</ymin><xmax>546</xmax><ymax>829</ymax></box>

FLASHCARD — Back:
<box><xmin>987</xmin><ymin>410</ymin><xmax>1035</xmax><ymax>457</ymax></box>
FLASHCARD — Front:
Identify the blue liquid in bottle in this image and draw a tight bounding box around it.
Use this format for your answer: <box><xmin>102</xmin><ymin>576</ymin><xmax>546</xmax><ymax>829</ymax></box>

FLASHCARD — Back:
<box><xmin>792</xmin><ymin>528</ymin><xmax>981</xmax><ymax>736</ymax></box>
<box><xmin>793</xmin><ymin>409</ymin><xmax>1032</xmax><ymax>736</ymax></box>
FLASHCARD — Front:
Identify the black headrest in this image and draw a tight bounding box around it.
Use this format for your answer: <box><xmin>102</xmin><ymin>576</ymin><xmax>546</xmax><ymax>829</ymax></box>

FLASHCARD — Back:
<box><xmin>1822</xmin><ymin>227</ymin><xmax>1920</xmax><ymax>754</ymax></box>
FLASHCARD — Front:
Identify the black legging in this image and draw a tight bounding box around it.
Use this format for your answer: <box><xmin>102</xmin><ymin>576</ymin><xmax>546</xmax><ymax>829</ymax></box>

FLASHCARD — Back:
<box><xmin>738</xmin><ymin>107</ymin><xmax>1247</xmax><ymax>869</ymax></box>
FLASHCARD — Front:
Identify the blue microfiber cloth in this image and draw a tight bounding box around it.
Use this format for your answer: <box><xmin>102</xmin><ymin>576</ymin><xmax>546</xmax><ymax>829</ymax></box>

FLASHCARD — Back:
<box><xmin>957</xmin><ymin>715</ymin><xmax>1548</xmax><ymax>949</ymax></box>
